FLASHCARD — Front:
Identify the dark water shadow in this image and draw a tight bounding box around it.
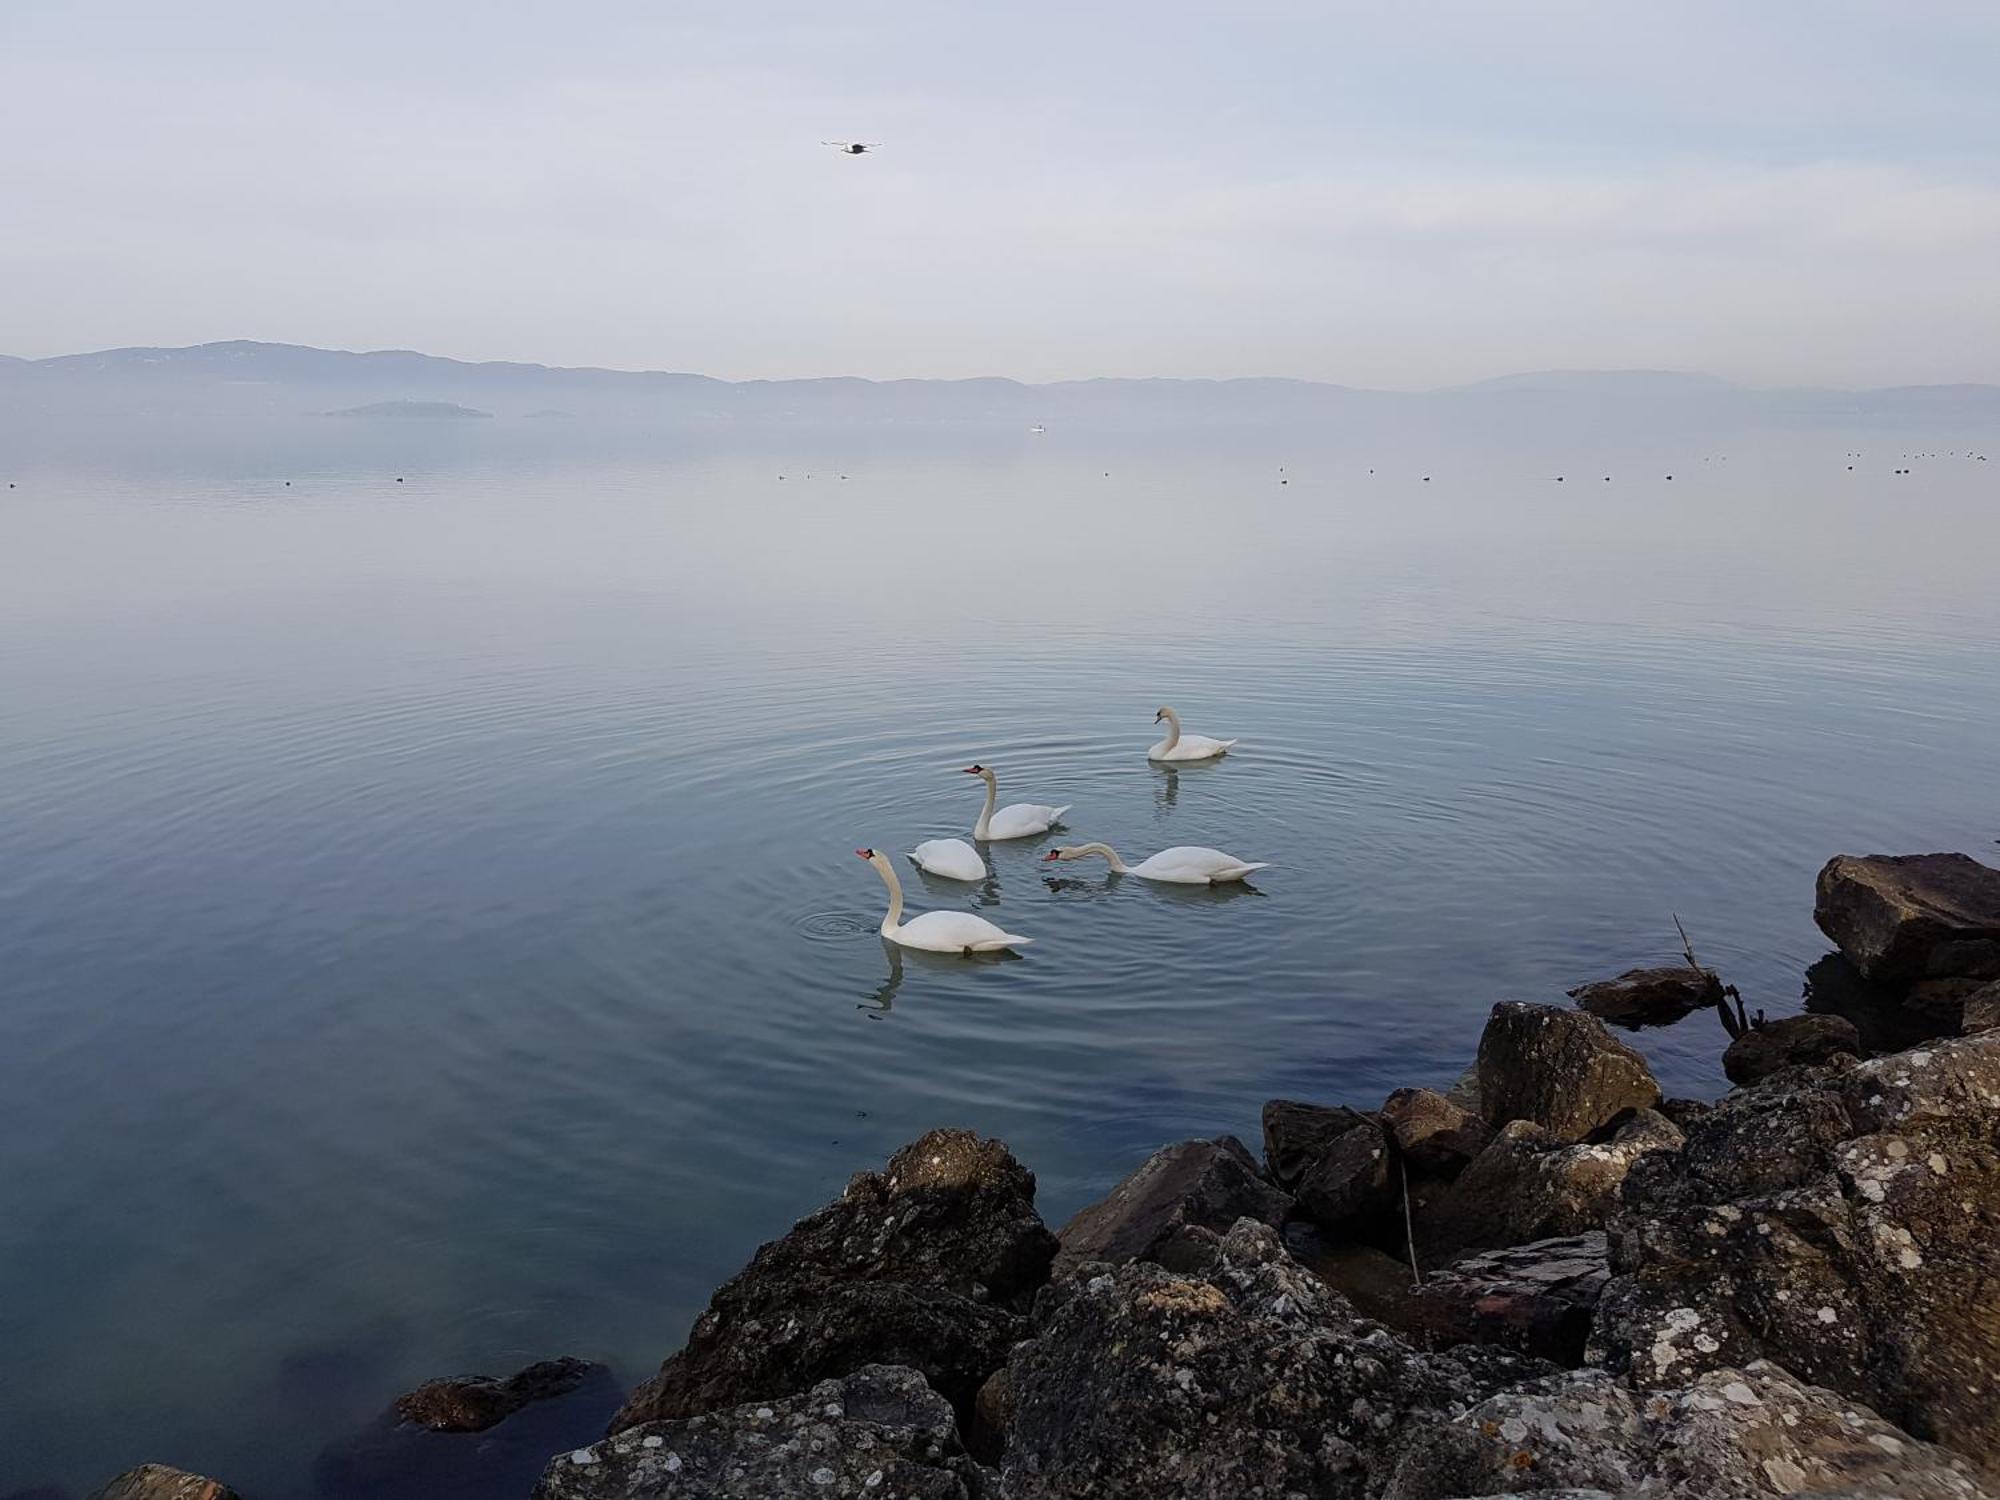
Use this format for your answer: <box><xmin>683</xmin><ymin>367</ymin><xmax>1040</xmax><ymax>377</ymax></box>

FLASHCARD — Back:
<box><xmin>1802</xmin><ymin>952</ymin><xmax>1960</xmax><ymax>1052</ymax></box>
<box><xmin>1147</xmin><ymin>878</ymin><xmax>1268</xmax><ymax>905</ymax></box>
<box><xmin>310</xmin><ymin>1365</ymin><xmax>622</xmax><ymax>1500</ymax></box>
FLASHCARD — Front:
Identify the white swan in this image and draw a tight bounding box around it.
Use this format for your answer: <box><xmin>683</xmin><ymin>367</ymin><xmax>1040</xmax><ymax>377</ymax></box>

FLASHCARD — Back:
<box><xmin>964</xmin><ymin>763</ymin><xmax>1069</xmax><ymax>841</ymax></box>
<box><xmin>1148</xmin><ymin>706</ymin><xmax>1238</xmax><ymax>761</ymax></box>
<box><xmin>856</xmin><ymin>848</ymin><xmax>1031</xmax><ymax>952</ymax></box>
<box><xmin>1043</xmin><ymin>842</ymin><xmax>1271</xmax><ymax>884</ymax></box>
<box><xmin>909</xmin><ymin>837</ymin><xmax>985</xmax><ymax>882</ymax></box>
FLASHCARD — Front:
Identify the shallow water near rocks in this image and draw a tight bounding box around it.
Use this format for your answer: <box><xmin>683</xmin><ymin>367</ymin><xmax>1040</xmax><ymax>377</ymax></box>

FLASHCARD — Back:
<box><xmin>1</xmin><ymin>417</ymin><xmax>1996</xmax><ymax>1495</ymax></box>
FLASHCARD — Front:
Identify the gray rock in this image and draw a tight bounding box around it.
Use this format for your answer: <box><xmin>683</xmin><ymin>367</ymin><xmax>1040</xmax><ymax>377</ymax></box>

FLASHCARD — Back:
<box><xmin>1590</xmin><ymin>1032</ymin><xmax>2000</xmax><ymax>1474</ymax></box>
<box><xmin>1381</xmin><ymin>1087</ymin><xmax>1494</xmax><ymax>1179</ymax></box>
<box><xmin>535</xmin><ymin>1365</ymin><xmax>990</xmax><ymax>1499</ymax></box>
<box><xmin>1962</xmin><ymin>980</ymin><xmax>2000</xmax><ymax>1034</ymax></box>
<box><xmin>1261</xmin><ymin>1098</ymin><xmax>1375</xmax><ymax>1190</ymax></box>
<box><xmin>1383</xmin><ymin>1362</ymin><xmax>1994</xmax><ymax>1499</ymax></box>
<box><xmin>1052</xmin><ymin>1136</ymin><xmax>1288</xmax><ymax>1278</ymax></box>
<box><xmin>395</xmin><ymin>1356</ymin><xmax>599</xmax><ymax>1432</ymax></box>
<box><xmin>1476</xmin><ymin>1003</ymin><xmax>1662</xmax><ymax>1142</ymax></box>
<box><xmin>1722</xmin><ymin>1013</ymin><xmax>1863</xmax><ymax>1087</ymax></box>
<box><xmin>1411</xmin><ymin>1110</ymin><xmax>1683</xmax><ymax>1263</ymax></box>
<box><xmin>1407</xmin><ymin>1233</ymin><xmax>1609</xmax><ymax>1365</ymax></box>
<box><xmin>610</xmin><ymin>1130</ymin><xmax>1055</xmax><ymax>1434</ymax></box>
<box><xmin>1568</xmin><ymin>964</ymin><xmax>1723</xmax><ymax>1028</ymax></box>
<box><xmin>1001</xmin><ymin>1218</ymin><xmax>1548</xmax><ymax>1499</ymax></box>
<box><xmin>85</xmin><ymin>1470</ymin><xmax>243</xmax><ymax>1500</ymax></box>
<box><xmin>1295</xmin><ymin>1115</ymin><xmax>1396</xmax><ymax>1231</ymax></box>
<box><xmin>1815</xmin><ymin>852</ymin><xmax>2000</xmax><ymax>984</ymax></box>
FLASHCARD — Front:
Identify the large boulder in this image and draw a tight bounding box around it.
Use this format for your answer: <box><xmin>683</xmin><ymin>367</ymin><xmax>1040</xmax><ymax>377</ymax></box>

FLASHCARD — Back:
<box><xmin>1261</xmin><ymin>1099</ymin><xmax>1374</xmax><ymax>1190</ymax></box>
<box><xmin>1411</xmin><ymin>1110</ymin><xmax>1684</xmax><ymax>1263</ymax></box>
<box><xmin>395</xmin><ymin>1356</ymin><xmax>599</xmax><ymax>1432</ymax></box>
<box><xmin>1379</xmin><ymin>1087</ymin><xmax>1493</xmax><ymax>1179</ymax></box>
<box><xmin>1001</xmin><ymin>1218</ymin><xmax>1547</xmax><ymax>1499</ymax></box>
<box><xmin>1721</xmin><ymin>1013</ymin><xmax>1861</xmax><ymax>1086</ymax></box>
<box><xmin>1962</xmin><ymin>980</ymin><xmax>2000</xmax><ymax>1034</ymax></box>
<box><xmin>1051</xmin><ymin>1136</ymin><xmax>1287</xmax><ymax>1278</ymax></box>
<box><xmin>1406</xmin><ymin>1233</ymin><xmax>1609</xmax><ymax>1366</ymax></box>
<box><xmin>1590</xmin><ymin>1032</ymin><xmax>2000</xmax><ymax>1474</ymax></box>
<box><xmin>1295</xmin><ymin>1115</ymin><xmax>1396</xmax><ymax>1231</ymax></box>
<box><xmin>534</xmin><ymin>1365</ymin><xmax>990</xmax><ymax>1499</ymax></box>
<box><xmin>1568</xmin><ymin>964</ymin><xmax>1723</xmax><ymax>1028</ymax></box>
<box><xmin>1816</xmin><ymin>853</ymin><xmax>2000</xmax><ymax>984</ymax></box>
<box><xmin>1383</xmin><ymin>1363</ymin><xmax>1994</xmax><ymax>1499</ymax></box>
<box><xmin>610</xmin><ymin>1130</ymin><xmax>1056</xmax><ymax>1434</ymax></box>
<box><xmin>85</xmin><ymin>1472</ymin><xmax>242</xmax><ymax>1500</ymax></box>
<box><xmin>1476</xmin><ymin>1003</ymin><xmax>1661</xmax><ymax>1142</ymax></box>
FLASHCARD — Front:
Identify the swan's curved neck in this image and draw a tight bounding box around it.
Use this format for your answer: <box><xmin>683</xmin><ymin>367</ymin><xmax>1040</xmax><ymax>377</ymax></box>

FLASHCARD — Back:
<box><xmin>1076</xmin><ymin>841</ymin><xmax>1131</xmax><ymax>874</ymax></box>
<box><xmin>871</xmin><ymin>856</ymin><xmax>904</xmax><ymax>934</ymax></box>
<box><xmin>973</xmin><ymin>770</ymin><xmax>999</xmax><ymax>839</ymax></box>
<box><xmin>1157</xmin><ymin>710</ymin><xmax>1181</xmax><ymax>751</ymax></box>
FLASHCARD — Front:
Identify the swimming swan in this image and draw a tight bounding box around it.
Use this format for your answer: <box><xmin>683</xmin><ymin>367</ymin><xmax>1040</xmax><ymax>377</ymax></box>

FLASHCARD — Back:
<box><xmin>1043</xmin><ymin>842</ymin><xmax>1270</xmax><ymax>884</ymax></box>
<box><xmin>964</xmin><ymin>763</ymin><xmax>1069</xmax><ymax>841</ymax></box>
<box><xmin>856</xmin><ymin>848</ymin><xmax>1031</xmax><ymax>952</ymax></box>
<box><xmin>1149</xmin><ymin>706</ymin><xmax>1238</xmax><ymax>761</ymax></box>
<box><xmin>909</xmin><ymin>837</ymin><xmax>985</xmax><ymax>881</ymax></box>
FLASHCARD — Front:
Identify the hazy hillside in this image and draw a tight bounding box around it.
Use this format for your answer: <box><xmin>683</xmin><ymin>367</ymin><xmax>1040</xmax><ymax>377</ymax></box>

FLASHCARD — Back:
<box><xmin>2</xmin><ymin>340</ymin><xmax>1997</xmax><ymax>431</ymax></box>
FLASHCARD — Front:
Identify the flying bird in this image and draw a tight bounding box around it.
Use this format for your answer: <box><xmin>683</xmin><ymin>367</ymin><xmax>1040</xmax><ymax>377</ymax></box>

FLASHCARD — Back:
<box><xmin>822</xmin><ymin>141</ymin><xmax>879</xmax><ymax>155</ymax></box>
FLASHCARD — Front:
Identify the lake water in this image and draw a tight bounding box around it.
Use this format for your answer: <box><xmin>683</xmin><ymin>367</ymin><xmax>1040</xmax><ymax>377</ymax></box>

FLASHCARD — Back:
<box><xmin>2</xmin><ymin>416</ymin><xmax>1996</xmax><ymax>1495</ymax></box>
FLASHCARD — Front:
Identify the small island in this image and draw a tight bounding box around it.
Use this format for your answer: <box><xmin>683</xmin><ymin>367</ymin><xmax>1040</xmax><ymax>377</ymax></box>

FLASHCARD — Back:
<box><xmin>321</xmin><ymin>399</ymin><xmax>493</xmax><ymax>419</ymax></box>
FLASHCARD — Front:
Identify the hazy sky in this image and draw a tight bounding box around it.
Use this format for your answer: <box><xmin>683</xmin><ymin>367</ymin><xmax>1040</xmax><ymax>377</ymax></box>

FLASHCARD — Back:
<box><xmin>4</xmin><ymin>2</ymin><xmax>1998</xmax><ymax>385</ymax></box>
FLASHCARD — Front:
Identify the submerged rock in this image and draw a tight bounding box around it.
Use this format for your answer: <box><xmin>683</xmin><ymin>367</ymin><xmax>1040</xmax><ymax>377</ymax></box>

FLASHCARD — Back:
<box><xmin>610</xmin><ymin>1130</ymin><xmax>1055</xmax><ymax>1435</ymax></box>
<box><xmin>1407</xmin><ymin>1232</ymin><xmax>1610</xmax><ymax>1365</ymax></box>
<box><xmin>1000</xmin><ymin>1218</ymin><xmax>1548</xmax><ymax>1499</ymax></box>
<box><xmin>85</xmin><ymin>1470</ymin><xmax>242</xmax><ymax>1500</ymax></box>
<box><xmin>1051</xmin><ymin>1136</ymin><xmax>1288</xmax><ymax>1277</ymax></box>
<box><xmin>1816</xmin><ymin>852</ymin><xmax>2000</xmax><ymax>984</ymax></box>
<box><xmin>1568</xmin><ymin>964</ymin><xmax>1723</xmax><ymax>1028</ymax></box>
<box><xmin>1721</xmin><ymin>1012</ymin><xmax>1861</xmax><ymax>1086</ymax></box>
<box><xmin>535</xmin><ymin>1365</ymin><xmax>990</xmax><ymax>1499</ymax></box>
<box><xmin>1476</xmin><ymin>1003</ymin><xmax>1661</xmax><ymax>1142</ymax></box>
<box><xmin>1382</xmin><ymin>1362</ymin><xmax>1994</xmax><ymax>1500</ymax></box>
<box><xmin>395</xmin><ymin>1356</ymin><xmax>599</xmax><ymax>1432</ymax></box>
<box><xmin>1591</xmin><ymin>1031</ymin><xmax>2000</xmax><ymax>1473</ymax></box>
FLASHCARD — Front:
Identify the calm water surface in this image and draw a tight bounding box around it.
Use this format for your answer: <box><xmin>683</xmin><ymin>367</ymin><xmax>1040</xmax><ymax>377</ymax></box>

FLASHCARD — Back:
<box><xmin>1</xmin><ymin>420</ymin><xmax>1996</xmax><ymax>1494</ymax></box>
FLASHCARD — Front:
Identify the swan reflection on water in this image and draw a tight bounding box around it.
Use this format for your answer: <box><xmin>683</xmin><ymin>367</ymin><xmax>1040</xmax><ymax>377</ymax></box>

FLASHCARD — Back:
<box><xmin>911</xmin><ymin>862</ymin><xmax>1003</xmax><ymax>907</ymax></box>
<box><xmin>1150</xmin><ymin>757</ymin><xmax>1227</xmax><ymax>812</ymax></box>
<box><xmin>1044</xmin><ymin>871</ymin><xmax>1267</xmax><ymax>902</ymax></box>
<box><xmin>858</xmin><ymin>938</ymin><xmax>1024</xmax><ymax>1016</ymax></box>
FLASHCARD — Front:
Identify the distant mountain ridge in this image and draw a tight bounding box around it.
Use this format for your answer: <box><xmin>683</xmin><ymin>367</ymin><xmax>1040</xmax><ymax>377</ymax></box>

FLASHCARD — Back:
<box><xmin>2</xmin><ymin>340</ymin><xmax>1996</xmax><ymax>427</ymax></box>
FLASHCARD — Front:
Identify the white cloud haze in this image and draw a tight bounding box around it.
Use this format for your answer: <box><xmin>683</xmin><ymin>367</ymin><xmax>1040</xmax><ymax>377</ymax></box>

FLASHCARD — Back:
<box><xmin>3</xmin><ymin>0</ymin><xmax>1997</xmax><ymax>384</ymax></box>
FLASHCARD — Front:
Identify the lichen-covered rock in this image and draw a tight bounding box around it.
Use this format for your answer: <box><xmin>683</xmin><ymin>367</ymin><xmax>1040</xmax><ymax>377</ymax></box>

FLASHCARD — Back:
<box><xmin>1412</xmin><ymin>1110</ymin><xmax>1683</xmax><ymax>1262</ymax></box>
<box><xmin>610</xmin><ymin>1130</ymin><xmax>1056</xmax><ymax>1434</ymax></box>
<box><xmin>1816</xmin><ymin>853</ymin><xmax>2000</xmax><ymax>985</ymax></box>
<box><xmin>1721</xmin><ymin>1013</ymin><xmax>1862</xmax><ymax>1087</ymax></box>
<box><xmin>85</xmin><ymin>1468</ymin><xmax>243</xmax><ymax>1500</ymax></box>
<box><xmin>1382</xmin><ymin>1362</ymin><xmax>1995</xmax><ymax>1499</ymax></box>
<box><xmin>1476</xmin><ymin>1003</ymin><xmax>1662</xmax><ymax>1142</ymax></box>
<box><xmin>1568</xmin><ymin>964</ymin><xmax>1723</xmax><ymax>1028</ymax></box>
<box><xmin>1380</xmin><ymin>1087</ymin><xmax>1494</xmax><ymax>1179</ymax></box>
<box><xmin>395</xmin><ymin>1356</ymin><xmax>598</xmax><ymax>1432</ymax></box>
<box><xmin>1051</xmin><ymin>1136</ymin><xmax>1287</xmax><ymax>1277</ymax></box>
<box><xmin>1295</xmin><ymin>1115</ymin><xmax>1396</xmax><ymax>1231</ymax></box>
<box><xmin>535</xmin><ymin>1365</ymin><xmax>991</xmax><ymax>1499</ymax></box>
<box><xmin>1591</xmin><ymin>1032</ymin><xmax>2000</xmax><ymax>1474</ymax></box>
<box><xmin>1407</xmin><ymin>1233</ymin><xmax>1609</xmax><ymax>1365</ymax></box>
<box><xmin>1261</xmin><ymin>1098</ymin><xmax>1375</xmax><ymax>1190</ymax></box>
<box><xmin>1000</xmin><ymin>1218</ymin><xmax>1547</xmax><ymax>1499</ymax></box>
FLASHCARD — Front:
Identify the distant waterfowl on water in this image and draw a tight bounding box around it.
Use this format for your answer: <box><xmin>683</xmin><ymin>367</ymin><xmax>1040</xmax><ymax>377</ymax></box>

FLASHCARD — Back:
<box><xmin>1044</xmin><ymin>843</ymin><xmax>1271</xmax><ymax>884</ymax></box>
<box><xmin>823</xmin><ymin>141</ymin><xmax>879</xmax><ymax>155</ymax></box>
<box><xmin>908</xmin><ymin>837</ymin><xmax>985</xmax><ymax>882</ymax></box>
<box><xmin>965</xmin><ymin>764</ymin><xmax>1069</xmax><ymax>841</ymax></box>
<box><xmin>1149</xmin><ymin>706</ymin><xmax>1237</xmax><ymax>762</ymax></box>
<box><xmin>856</xmin><ymin>848</ymin><xmax>1029</xmax><ymax>952</ymax></box>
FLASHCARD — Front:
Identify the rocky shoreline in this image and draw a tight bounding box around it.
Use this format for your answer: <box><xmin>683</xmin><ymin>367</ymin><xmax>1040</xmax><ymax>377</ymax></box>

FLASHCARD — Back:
<box><xmin>76</xmin><ymin>851</ymin><xmax>2000</xmax><ymax>1499</ymax></box>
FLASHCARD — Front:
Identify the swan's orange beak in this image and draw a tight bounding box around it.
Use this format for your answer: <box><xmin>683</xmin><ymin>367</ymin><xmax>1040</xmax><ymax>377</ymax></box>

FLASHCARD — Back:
<box><xmin>855</xmin><ymin>848</ymin><xmax>873</xmax><ymax>859</ymax></box>
<box><xmin>960</xmin><ymin>765</ymin><xmax>981</xmax><ymax>774</ymax></box>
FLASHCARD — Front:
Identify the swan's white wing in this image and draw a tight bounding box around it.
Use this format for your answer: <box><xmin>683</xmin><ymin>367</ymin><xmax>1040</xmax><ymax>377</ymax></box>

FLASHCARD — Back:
<box><xmin>898</xmin><ymin>910</ymin><xmax>1021</xmax><ymax>951</ymax></box>
<box><xmin>910</xmin><ymin>838</ymin><xmax>984</xmax><ymax>881</ymax></box>
<box><xmin>1132</xmin><ymin>845</ymin><xmax>1238</xmax><ymax>881</ymax></box>
<box><xmin>986</xmin><ymin>802</ymin><xmax>1068</xmax><ymax>839</ymax></box>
